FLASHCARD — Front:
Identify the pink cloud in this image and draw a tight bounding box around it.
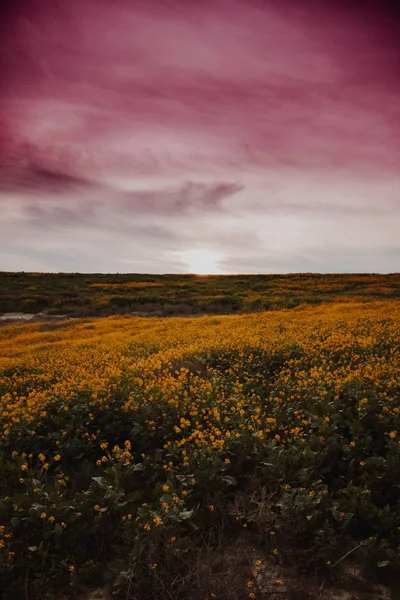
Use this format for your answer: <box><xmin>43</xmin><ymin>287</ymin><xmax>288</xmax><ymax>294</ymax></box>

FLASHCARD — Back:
<box><xmin>0</xmin><ymin>0</ymin><xmax>399</xmax><ymax>272</ymax></box>
<box><xmin>2</xmin><ymin>0</ymin><xmax>399</xmax><ymax>177</ymax></box>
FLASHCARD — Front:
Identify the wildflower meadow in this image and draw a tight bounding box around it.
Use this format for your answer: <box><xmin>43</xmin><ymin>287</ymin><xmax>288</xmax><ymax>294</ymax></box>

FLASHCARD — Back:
<box><xmin>1</xmin><ymin>300</ymin><xmax>400</xmax><ymax>598</ymax></box>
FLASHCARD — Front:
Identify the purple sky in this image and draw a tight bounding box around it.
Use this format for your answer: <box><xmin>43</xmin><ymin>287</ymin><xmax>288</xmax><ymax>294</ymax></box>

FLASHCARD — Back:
<box><xmin>1</xmin><ymin>0</ymin><xmax>399</xmax><ymax>273</ymax></box>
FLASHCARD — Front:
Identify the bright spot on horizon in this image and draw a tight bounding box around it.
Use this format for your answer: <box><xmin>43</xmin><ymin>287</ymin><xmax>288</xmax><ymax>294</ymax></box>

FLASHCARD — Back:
<box><xmin>182</xmin><ymin>249</ymin><xmax>223</xmax><ymax>275</ymax></box>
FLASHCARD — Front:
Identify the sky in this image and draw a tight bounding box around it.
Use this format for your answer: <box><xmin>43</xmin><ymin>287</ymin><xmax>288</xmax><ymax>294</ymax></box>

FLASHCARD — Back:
<box><xmin>0</xmin><ymin>0</ymin><xmax>399</xmax><ymax>274</ymax></box>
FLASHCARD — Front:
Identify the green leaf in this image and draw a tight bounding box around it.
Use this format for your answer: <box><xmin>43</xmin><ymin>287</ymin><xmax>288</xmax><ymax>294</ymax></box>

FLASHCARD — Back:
<box><xmin>54</xmin><ymin>523</ymin><xmax>63</xmax><ymax>536</ymax></box>
<box><xmin>107</xmin><ymin>559</ymin><xmax>129</xmax><ymax>573</ymax></box>
<box><xmin>63</xmin><ymin>510</ymin><xmax>81</xmax><ymax>523</ymax></box>
<box><xmin>28</xmin><ymin>546</ymin><xmax>38</xmax><ymax>552</ymax></box>
<box><xmin>131</xmin><ymin>423</ymin><xmax>143</xmax><ymax>436</ymax></box>
<box><xmin>176</xmin><ymin>474</ymin><xmax>193</xmax><ymax>482</ymax></box>
<box><xmin>29</xmin><ymin>503</ymin><xmax>47</xmax><ymax>517</ymax></box>
<box><xmin>377</xmin><ymin>560</ymin><xmax>390</xmax><ymax>568</ymax></box>
<box><xmin>10</xmin><ymin>517</ymin><xmax>20</xmax><ymax>527</ymax></box>
<box><xmin>179</xmin><ymin>509</ymin><xmax>194</xmax><ymax>520</ymax></box>
<box><xmin>221</xmin><ymin>475</ymin><xmax>237</xmax><ymax>486</ymax></box>
<box><xmin>92</xmin><ymin>476</ymin><xmax>107</xmax><ymax>489</ymax></box>
<box><xmin>129</xmin><ymin>463</ymin><xmax>145</xmax><ymax>472</ymax></box>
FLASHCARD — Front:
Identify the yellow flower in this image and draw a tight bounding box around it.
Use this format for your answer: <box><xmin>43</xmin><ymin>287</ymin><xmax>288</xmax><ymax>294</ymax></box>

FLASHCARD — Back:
<box><xmin>94</xmin><ymin>504</ymin><xmax>101</xmax><ymax>511</ymax></box>
<box><xmin>359</xmin><ymin>461</ymin><xmax>366</xmax><ymax>467</ymax></box>
<box><xmin>54</xmin><ymin>454</ymin><xmax>61</xmax><ymax>461</ymax></box>
<box><xmin>144</xmin><ymin>523</ymin><xmax>151</xmax><ymax>531</ymax></box>
<box><xmin>208</xmin><ymin>505</ymin><xmax>215</xmax><ymax>512</ymax></box>
<box><xmin>247</xmin><ymin>581</ymin><xmax>254</xmax><ymax>588</ymax></box>
<box><xmin>20</xmin><ymin>464</ymin><xmax>28</xmax><ymax>471</ymax></box>
<box><xmin>40</xmin><ymin>512</ymin><xmax>47</xmax><ymax>519</ymax></box>
<box><xmin>162</xmin><ymin>484</ymin><xmax>170</xmax><ymax>492</ymax></box>
<box><xmin>69</xmin><ymin>565</ymin><xmax>75</xmax><ymax>573</ymax></box>
<box><xmin>153</xmin><ymin>516</ymin><xmax>163</xmax><ymax>526</ymax></box>
<box><xmin>272</xmin><ymin>548</ymin><xmax>278</xmax><ymax>555</ymax></box>
<box><xmin>389</xmin><ymin>431</ymin><xmax>397</xmax><ymax>439</ymax></box>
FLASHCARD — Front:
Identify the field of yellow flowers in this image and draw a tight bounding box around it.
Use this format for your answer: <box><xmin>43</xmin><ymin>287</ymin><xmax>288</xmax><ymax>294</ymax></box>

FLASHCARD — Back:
<box><xmin>1</xmin><ymin>300</ymin><xmax>400</xmax><ymax>599</ymax></box>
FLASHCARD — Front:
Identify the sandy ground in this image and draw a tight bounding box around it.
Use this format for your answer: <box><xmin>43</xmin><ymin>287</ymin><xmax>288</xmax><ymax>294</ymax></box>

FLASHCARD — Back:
<box><xmin>0</xmin><ymin>311</ymin><xmax>70</xmax><ymax>321</ymax></box>
<box><xmin>0</xmin><ymin>312</ymin><xmax>72</xmax><ymax>327</ymax></box>
<box><xmin>0</xmin><ymin>312</ymin><xmax>37</xmax><ymax>321</ymax></box>
<box><xmin>72</xmin><ymin>552</ymin><xmax>397</xmax><ymax>600</ymax></box>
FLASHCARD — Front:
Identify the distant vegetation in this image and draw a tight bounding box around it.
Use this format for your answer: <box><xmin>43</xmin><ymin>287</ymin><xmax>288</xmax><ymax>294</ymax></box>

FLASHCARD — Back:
<box><xmin>1</xmin><ymin>272</ymin><xmax>399</xmax><ymax>317</ymax></box>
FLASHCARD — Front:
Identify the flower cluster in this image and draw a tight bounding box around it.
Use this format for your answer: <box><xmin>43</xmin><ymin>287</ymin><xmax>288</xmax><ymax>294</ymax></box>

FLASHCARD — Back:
<box><xmin>0</xmin><ymin>300</ymin><xmax>399</xmax><ymax>598</ymax></box>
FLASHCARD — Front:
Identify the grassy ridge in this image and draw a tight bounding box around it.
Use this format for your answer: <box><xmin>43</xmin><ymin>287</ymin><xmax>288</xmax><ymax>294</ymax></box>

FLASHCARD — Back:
<box><xmin>1</xmin><ymin>301</ymin><xmax>400</xmax><ymax>599</ymax></box>
<box><xmin>1</xmin><ymin>272</ymin><xmax>399</xmax><ymax>316</ymax></box>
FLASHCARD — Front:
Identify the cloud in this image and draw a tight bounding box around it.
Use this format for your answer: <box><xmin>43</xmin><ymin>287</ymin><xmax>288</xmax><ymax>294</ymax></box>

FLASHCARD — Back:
<box><xmin>0</xmin><ymin>165</ymin><xmax>94</xmax><ymax>194</ymax></box>
<box><xmin>0</xmin><ymin>0</ymin><xmax>399</xmax><ymax>272</ymax></box>
<box><xmin>2</xmin><ymin>179</ymin><xmax>244</xmax><ymax>232</ymax></box>
<box><xmin>1</xmin><ymin>0</ymin><xmax>399</xmax><ymax>181</ymax></box>
<box><xmin>121</xmin><ymin>181</ymin><xmax>244</xmax><ymax>215</ymax></box>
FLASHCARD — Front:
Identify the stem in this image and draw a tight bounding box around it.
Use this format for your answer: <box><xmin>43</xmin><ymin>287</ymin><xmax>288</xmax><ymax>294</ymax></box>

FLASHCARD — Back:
<box><xmin>331</xmin><ymin>541</ymin><xmax>365</xmax><ymax>569</ymax></box>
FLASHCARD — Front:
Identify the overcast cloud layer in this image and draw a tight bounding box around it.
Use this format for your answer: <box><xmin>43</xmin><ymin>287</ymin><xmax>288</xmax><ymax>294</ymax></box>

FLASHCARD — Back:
<box><xmin>0</xmin><ymin>0</ymin><xmax>399</xmax><ymax>273</ymax></box>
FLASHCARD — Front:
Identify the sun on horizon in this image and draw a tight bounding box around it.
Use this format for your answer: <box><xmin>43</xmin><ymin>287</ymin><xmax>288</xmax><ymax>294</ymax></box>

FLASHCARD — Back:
<box><xmin>182</xmin><ymin>249</ymin><xmax>224</xmax><ymax>275</ymax></box>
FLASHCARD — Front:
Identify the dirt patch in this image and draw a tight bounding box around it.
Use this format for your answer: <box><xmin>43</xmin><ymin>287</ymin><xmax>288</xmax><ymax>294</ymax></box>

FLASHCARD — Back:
<box><xmin>56</xmin><ymin>545</ymin><xmax>398</xmax><ymax>600</ymax></box>
<box><xmin>190</xmin><ymin>533</ymin><xmax>397</xmax><ymax>600</ymax></box>
<box><xmin>0</xmin><ymin>312</ymin><xmax>36</xmax><ymax>321</ymax></box>
<box><xmin>0</xmin><ymin>312</ymin><xmax>73</xmax><ymax>327</ymax></box>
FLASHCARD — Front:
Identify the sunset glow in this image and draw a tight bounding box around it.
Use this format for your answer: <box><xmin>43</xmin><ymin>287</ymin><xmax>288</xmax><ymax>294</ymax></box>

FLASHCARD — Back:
<box><xmin>182</xmin><ymin>249</ymin><xmax>223</xmax><ymax>275</ymax></box>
